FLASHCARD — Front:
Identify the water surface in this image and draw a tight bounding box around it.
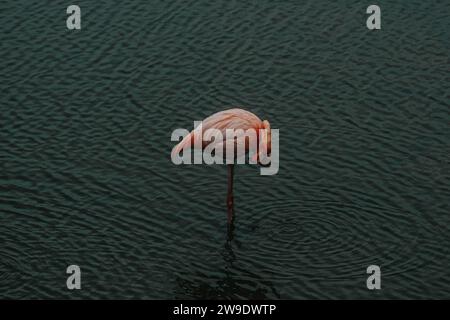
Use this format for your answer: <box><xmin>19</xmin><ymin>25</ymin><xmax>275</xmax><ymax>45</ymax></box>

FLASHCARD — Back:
<box><xmin>0</xmin><ymin>0</ymin><xmax>449</xmax><ymax>299</ymax></box>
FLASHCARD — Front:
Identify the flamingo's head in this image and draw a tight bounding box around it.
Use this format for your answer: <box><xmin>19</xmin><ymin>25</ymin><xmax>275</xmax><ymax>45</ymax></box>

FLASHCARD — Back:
<box><xmin>262</xmin><ymin>120</ymin><xmax>272</xmax><ymax>156</ymax></box>
<box><xmin>252</xmin><ymin>120</ymin><xmax>271</xmax><ymax>165</ymax></box>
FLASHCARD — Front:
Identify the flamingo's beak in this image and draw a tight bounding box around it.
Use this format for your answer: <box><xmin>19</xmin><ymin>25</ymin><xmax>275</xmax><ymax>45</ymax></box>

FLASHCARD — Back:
<box><xmin>251</xmin><ymin>152</ymin><xmax>259</xmax><ymax>164</ymax></box>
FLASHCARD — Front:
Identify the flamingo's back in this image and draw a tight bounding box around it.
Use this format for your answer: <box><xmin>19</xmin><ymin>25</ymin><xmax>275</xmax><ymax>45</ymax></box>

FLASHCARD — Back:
<box><xmin>171</xmin><ymin>108</ymin><xmax>264</xmax><ymax>158</ymax></box>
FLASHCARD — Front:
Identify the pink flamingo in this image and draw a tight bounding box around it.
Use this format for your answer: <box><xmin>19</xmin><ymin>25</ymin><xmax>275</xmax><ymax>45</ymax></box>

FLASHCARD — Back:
<box><xmin>171</xmin><ymin>108</ymin><xmax>272</xmax><ymax>223</ymax></box>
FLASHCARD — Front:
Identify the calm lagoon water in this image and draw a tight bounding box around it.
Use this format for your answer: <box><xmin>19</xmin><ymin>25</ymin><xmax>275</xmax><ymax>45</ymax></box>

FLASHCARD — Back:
<box><xmin>0</xmin><ymin>0</ymin><xmax>449</xmax><ymax>299</ymax></box>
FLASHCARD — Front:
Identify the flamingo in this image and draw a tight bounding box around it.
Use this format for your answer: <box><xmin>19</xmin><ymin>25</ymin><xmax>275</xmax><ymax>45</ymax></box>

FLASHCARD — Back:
<box><xmin>171</xmin><ymin>108</ymin><xmax>272</xmax><ymax>224</ymax></box>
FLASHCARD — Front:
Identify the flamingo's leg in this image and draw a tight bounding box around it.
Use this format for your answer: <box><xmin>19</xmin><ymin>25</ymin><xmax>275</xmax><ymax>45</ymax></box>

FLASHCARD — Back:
<box><xmin>227</xmin><ymin>164</ymin><xmax>234</xmax><ymax>223</ymax></box>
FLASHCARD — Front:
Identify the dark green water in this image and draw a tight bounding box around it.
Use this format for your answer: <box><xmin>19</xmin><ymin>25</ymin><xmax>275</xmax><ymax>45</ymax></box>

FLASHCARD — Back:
<box><xmin>1</xmin><ymin>0</ymin><xmax>449</xmax><ymax>299</ymax></box>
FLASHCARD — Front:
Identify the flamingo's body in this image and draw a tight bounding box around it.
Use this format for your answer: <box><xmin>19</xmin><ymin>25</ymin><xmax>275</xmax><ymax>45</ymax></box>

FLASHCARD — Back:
<box><xmin>172</xmin><ymin>108</ymin><xmax>272</xmax><ymax>224</ymax></box>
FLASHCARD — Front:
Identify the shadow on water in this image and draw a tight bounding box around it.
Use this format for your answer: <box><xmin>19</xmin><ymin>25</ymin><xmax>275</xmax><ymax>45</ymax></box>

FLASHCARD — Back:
<box><xmin>227</xmin><ymin>204</ymin><xmax>235</xmax><ymax>241</ymax></box>
<box><xmin>174</xmin><ymin>209</ymin><xmax>280</xmax><ymax>299</ymax></box>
